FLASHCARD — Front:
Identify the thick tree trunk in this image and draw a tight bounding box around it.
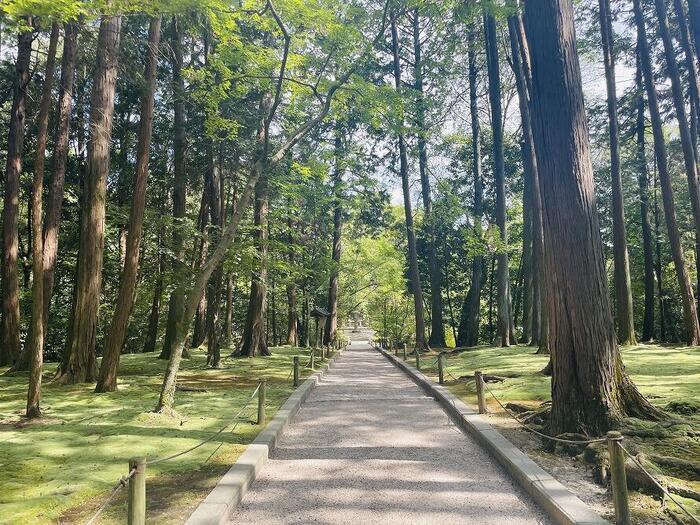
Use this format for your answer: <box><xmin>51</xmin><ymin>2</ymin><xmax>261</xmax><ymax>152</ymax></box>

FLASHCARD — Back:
<box><xmin>635</xmin><ymin>0</ymin><xmax>700</xmax><ymax>344</ymax></box>
<box><xmin>57</xmin><ymin>14</ymin><xmax>121</xmax><ymax>384</ymax></box>
<box><xmin>96</xmin><ymin>17</ymin><xmax>161</xmax><ymax>392</ymax></box>
<box><xmin>26</xmin><ymin>22</ymin><xmax>58</xmax><ymax>417</ymax></box>
<box><xmin>688</xmin><ymin>0</ymin><xmax>700</xmax><ymax>71</ymax></box>
<box><xmin>524</xmin><ymin>0</ymin><xmax>662</xmax><ymax>434</ymax></box>
<box><xmin>325</xmin><ymin>126</ymin><xmax>343</xmax><ymax>346</ymax></box>
<box><xmin>160</xmin><ymin>17</ymin><xmax>188</xmax><ymax>360</ymax></box>
<box><xmin>653</xmin><ymin>0</ymin><xmax>700</xmax><ymax>325</ymax></box>
<box><xmin>598</xmin><ymin>0</ymin><xmax>636</xmax><ymax>345</ymax></box>
<box><xmin>635</xmin><ymin>52</ymin><xmax>655</xmax><ymax>342</ymax></box>
<box><xmin>457</xmin><ymin>27</ymin><xmax>485</xmax><ymax>348</ymax></box>
<box><xmin>413</xmin><ymin>8</ymin><xmax>445</xmax><ymax>348</ymax></box>
<box><xmin>240</xmin><ymin>175</ymin><xmax>270</xmax><ymax>357</ymax></box>
<box><xmin>240</xmin><ymin>94</ymin><xmax>273</xmax><ymax>358</ymax></box>
<box><xmin>1</xmin><ymin>18</ymin><xmax>33</xmax><ymax>367</ymax></box>
<box><xmin>191</xmin><ymin>190</ymin><xmax>209</xmax><ymax>349</ymax></box>
<box><xmin>485</xmin><ymin>14</ymin><xmax>513</xmax><ymax>348</ymax></box>
<box><xmin>391</xmin><ymin>16</ymin><xmax>429</xmax><ymax>351</ymax></box>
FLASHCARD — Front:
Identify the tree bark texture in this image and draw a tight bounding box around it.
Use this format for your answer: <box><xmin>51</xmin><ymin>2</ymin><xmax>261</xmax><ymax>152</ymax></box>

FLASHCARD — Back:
<box><xmin>58</xmin><ymin>14</ymin><xmax>122</xmax><ymax>384</ymax></box>
<box><xmin>525</xmin><ymin>0</ymin><xmax>661</xmax><ymax>434</ymax></box>
<box><xmin>1</xmin><ymin>18</ymin><xmax>33</xmax><ymax>367</ymax></box>
<box><xmin>96</xmin><ymin>17</ymin><xmax>161</xmax><ymax>392</ymax></box>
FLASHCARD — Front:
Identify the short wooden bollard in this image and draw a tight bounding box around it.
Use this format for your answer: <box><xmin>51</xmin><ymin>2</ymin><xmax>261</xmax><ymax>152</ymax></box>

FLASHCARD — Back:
<box><xmin>394</xmin><ymin>345</ymin><xmax>398</xmax><ymax>357</ymax></box>
<box><xmin>257</xmin><ymin>379</ymin><xmax>267</xmax><ymax>425</ymax></box>
<box><xmin>293</xmin><ymin>356</ymin><xmax>300</xmax><ymax>387</ymax></box>
<box><xmin>415</xmin><ymin>351</ymin><xmax>420</xmax><ymax>370</ymax></box>
<box><xmin>402</xmin><ymin>343</ymin><xmax>407</xmax><ymax>360</ymax></box>
<box><xmin>128</xmin><ymin>457</ymin><xmax>146</xmax><ymax>525</ymax></box>
<box><xmin>475</xmin><ymin>371</ymin><xmax>486</xmax><ymax>414</ymax></box>
<box><xmin>438</xmin><ymin>354</ymin><xmax>445</xmax><ymax>385</ymax></box>
<box><xmin>607</xmin><ymin>431</ymin><xmax>630</xmax><ymax>525</ymax></box>
<box><xmin>309</xmin><ymin>348</ymin><xmax>315</xmax><ymax>369</ymax></box>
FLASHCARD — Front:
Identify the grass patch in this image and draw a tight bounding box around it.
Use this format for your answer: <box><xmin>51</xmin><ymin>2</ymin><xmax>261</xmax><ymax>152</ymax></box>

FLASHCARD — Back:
<box><xmin>0</xmin><ymin>345</ymin><xmax>320</xmax><ymax>524</ymax></box>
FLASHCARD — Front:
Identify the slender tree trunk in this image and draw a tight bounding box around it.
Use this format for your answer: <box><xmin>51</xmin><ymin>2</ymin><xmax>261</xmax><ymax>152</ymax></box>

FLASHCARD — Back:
<box><xmin>143</xmin><ymin>249</ymin><xmax>164</xmax><ymax>354</ymax></box>
<box><xmin>42</xmin><ymin>20</ymin><xmax>77</xmax><ymax>333</ymax></box>
<box><xmin>635</xmin><ymin>51</ymin><xmax>655</xmax><ymax>342</ymax></box>
<box><xmin>286</xmin><ymin>201</ymin><xmax>298</xmax><ymax>346</ymax></box>
<box><xmin>57</xmin><ymin>14</ymin><xmax>122</xmax><ymax>384</ymax></box>
<box><xmin>391</xmin><ymin>15</ymin><xmax>429</xmax><ymax>352</ymax></box>
<box><xmin>160</xmin><ymin>16</ymin><xmax>188</xmax><ymax>360</ymax></box>
<box><xmin>96</xmin><ymin>17</ymin><xmax>161</xmax><ymax>392</ymax></box>
<box><xmin>635</xmin><ymin>0</ymin><xmax>700</xmax><ymax>344</ymax></box>
<box><xmin>325</xmin><ymin>125</ymin><xmax>343</xmax><ymax>345</ymax></box>
<box><xmin>1</xmin><ymin>18</ymin><xmax>33</xmax><ymax>367</ymax></box>
<box><xmin>485</xmin><ymin>14</ymin><xmax>513</xmax><ymax>347</ymax></box>
<box><xmin>653</xmin><ymin>168</ymin><xmax>669</xmax><ymax>342</ymax></box>
<box><xmin>673</xmin><ymin>0</ymin><xmax>700</xmax><ymax>153</ymax></box>
<box><xmin>412</xmin><ymin>8</ymin><xmax>445</xmax><ymax>348</ymax></box>
<box><xmin>26</xmin><ymin>22</ymin><xmax>58</xmax><ymax>417</ymax></box>
<box><xmin>525</xmin><ymin>0</ymin><xmax>662</xmax><ymax>434</ymax></box>
<box><xmin>653</xmin><ymin>0</ymin><xmax>700</xmax><ymax>325</ymax></box>
<box><xmin>223</xmin><ymin>272</ymin><xmax>234</xmax><ymax>344</ymax></box>
<box><xmin>205</xmin><ymin>142</ymin><xmax>224</xmax><ymax>367</ymax></box>
<box><xmin>688</xmin><ymin>0</ymin><xmax>700</xmax><ymax>72</ymax></box>
<box><xmin>457</xmin><ymin>27</ymin><xmax>485</xmax><ymax>348</ymax></box>
<box><xmin>191</xmin><ymin>187</ymin><xmax>209</xmax><ymax>348</ymax></box>
<box><xmin>598</xmin><ymin>0</ymin><xmax>636</xmax><ymax>345</ymax></box>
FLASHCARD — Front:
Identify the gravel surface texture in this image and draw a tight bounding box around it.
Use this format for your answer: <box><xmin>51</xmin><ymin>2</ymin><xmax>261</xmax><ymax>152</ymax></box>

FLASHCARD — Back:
<box><xmin>228</xmin><ymin>343</ymin><xmax>552</xmax><ymax>524</ymax></box>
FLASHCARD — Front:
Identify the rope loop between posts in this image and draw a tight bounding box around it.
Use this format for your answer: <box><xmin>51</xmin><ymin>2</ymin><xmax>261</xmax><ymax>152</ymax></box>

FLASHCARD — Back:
<box><xmin>84</xmin><ymin>467</ymin><xmax>137</xmax><ymax>525</ymax></box>
<box><xmin>619</xmin><ymin>443</ymin><xmax>700</xmax><ymax>524</ymax></box>
<box><xmin>481</xmin><ymin>381</ymin><xmax>607</xmax><ymax>445</ymax></box>
<box><xmin>149</xmin><ymin>382</ymin><xmax>262</xmax><ymax>466</ymax></box>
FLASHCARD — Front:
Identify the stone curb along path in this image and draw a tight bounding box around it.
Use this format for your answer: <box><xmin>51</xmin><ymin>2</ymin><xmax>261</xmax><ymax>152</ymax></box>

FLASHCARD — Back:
<box><xmin>377</xmin><ymin>346</ymin><xmax>608</xmax><ymax>525</ymax></box>
<box><xmin>185</xmin><ymin>349</ymin><xmax>345</xmax><ymax>525</ymax></box>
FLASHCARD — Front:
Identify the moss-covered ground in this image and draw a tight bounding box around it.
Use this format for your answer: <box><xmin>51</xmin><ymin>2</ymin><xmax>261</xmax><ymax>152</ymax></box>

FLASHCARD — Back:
<box><xmin>412</xmin><ymin>343</ymin><xmax>700</xmax><ymax>524</ymax></box>
<box><xmin>0</xmin><ymin>345</ymin><xmax>321</xmax><ymax>524</ymax></box>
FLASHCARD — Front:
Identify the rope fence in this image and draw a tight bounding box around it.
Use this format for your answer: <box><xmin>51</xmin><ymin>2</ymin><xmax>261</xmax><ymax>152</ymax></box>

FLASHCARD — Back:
<box><xmin>377</xmin><ymin>343</ymin><xmax>699</xmax><ymax>525</ymax></box>
<box><xmin>80</xmin><ymin>343</ymin><xmax>351</xmax><ymax>525</ymax></box>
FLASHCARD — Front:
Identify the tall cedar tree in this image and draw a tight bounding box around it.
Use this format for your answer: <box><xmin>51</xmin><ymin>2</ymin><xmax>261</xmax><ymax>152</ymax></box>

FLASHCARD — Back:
<box><xmin>634</xmin><ymin>0</ymin><xmax>700</xmax><ymax>344</ymax></box>
<box><xmin>26</xmin><ymin>22</ymin><xmax>58</xmax><ymax>417</ymax></box>
<box><xmin>57</xmin><ymin>14</ymin><xmax>122</xmax><ymax>384</ymax></box>
<box><xmin>390</xmin><ymin>13</ymin><xmax>430</xmax><ymax>352</ymax></box>
<box><xmin>456</xmin><ymin>26</ymin><xmax>485</xmax><ymax>348</ymax></box>
<box><xmin>413</xmin><ymin>8</ymin><xmax>446</xmax><ymax>348</ymax></box>
<box><xmin>1</xmin><ymin>17</ymin><xmax>33</xmax><ymax>367</ymax></box>
<box><xmin>96</xmin><ymin>17</ymin><xmax>161</xmax><ymax>392</ymax></box>
<box><xmin>598</xmin><ymin>0</ymin><xmax>636</xmax><ymax>345</ymax></box>
<box><xmin>484</xmin><ymin>14</ymin><xmax>514</xmax><ymax>347</ymax></box>
<box><xmin>524</xmin><ymin>0</ymin><xmax>661</xmax><ymax>434</ymax></box>
<box><xmin>325</xmin><ymin>123</ymin><xmax>343</xmax><ymax>345</ymax></box>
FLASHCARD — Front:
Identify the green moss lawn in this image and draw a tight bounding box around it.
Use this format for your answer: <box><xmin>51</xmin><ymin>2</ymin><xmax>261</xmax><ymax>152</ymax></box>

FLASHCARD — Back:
<box><xmin>0</xmin><ymin>345</ymin><xmax>320</xmax><ymax>524</ymax></box>
<box><xmin>414</xmin><ymin>343</ymin><xmax>700</xmax><ymax>523</ymax></box>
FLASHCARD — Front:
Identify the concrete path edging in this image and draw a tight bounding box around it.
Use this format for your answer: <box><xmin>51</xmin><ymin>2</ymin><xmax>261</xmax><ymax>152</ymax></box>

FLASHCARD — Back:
<box><xmin>185</xmin><ymin>349</ymin><xmax>344</xmax><ymax>525</ymax></box>
<box><xmin>377</xmin><ymin>347</ymin><xmax>609</xmax><ymax>525</ymax></box>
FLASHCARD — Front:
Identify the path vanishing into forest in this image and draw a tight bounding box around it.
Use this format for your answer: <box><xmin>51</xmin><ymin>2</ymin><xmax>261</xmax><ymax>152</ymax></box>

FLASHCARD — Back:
<box><xmin>227</xmin><ymin>343</ymin><xmax>552</xmax><ymax>525</ymax></box>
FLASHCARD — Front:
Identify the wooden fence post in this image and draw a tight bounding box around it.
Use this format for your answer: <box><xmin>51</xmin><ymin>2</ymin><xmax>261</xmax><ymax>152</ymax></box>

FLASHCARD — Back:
<box><xmin>293</xmin><ymin>356</ymin><xmax>300</xmax><ymax>387</ymax></box>
<box><xmin>128</xmin><ymin>457</ymin><xmax>146</xmax><ymax>525</ymax></box>
<box><xmin>402</xmin><ymin>343</ymin><xmax>407</xmax><ymax>360</ymax></box>
<box><xmin>475</xmin><ymin>371</ymin><xmax>486</xmax><ymax>414</ymax></box>
<box><xmin>438</xmin><ymin>354</ymin><xmax>445</xmax><ymax>385</ymax></box>
<box><xmin>415</xmin><ymin>351</ymin><xmax>420</xmax><ymax>371</ymax></box>
<box><xmin>257</xmin><ymin>379</ymin><xmax>267</xmax><ymax>425</ymax></box>
<box><xmin>607</xmin><ymin>431</ymin><xmax>630</xmax><ymax>525</ymax></box>
<box><xmin>309</xmin><ymin>347</ymin><xmax>315</xmax><ymax>369</ymax></box>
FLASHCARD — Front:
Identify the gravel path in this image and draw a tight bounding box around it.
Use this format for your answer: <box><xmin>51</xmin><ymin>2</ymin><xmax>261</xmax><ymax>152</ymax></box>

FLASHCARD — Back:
<box><xmin>228</xmin><ymin>343</ymin><xmax>552</xmax><ymax>524</ymax></box>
